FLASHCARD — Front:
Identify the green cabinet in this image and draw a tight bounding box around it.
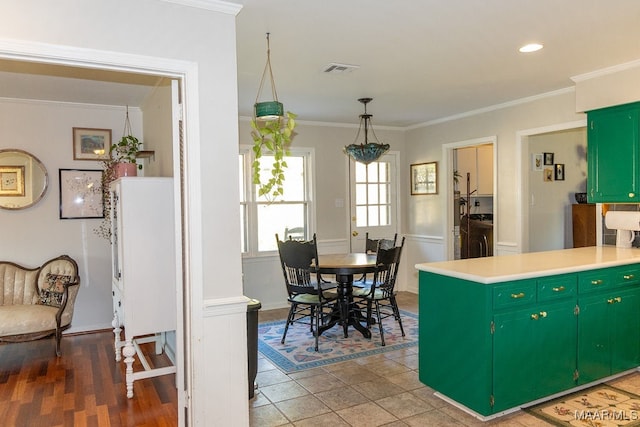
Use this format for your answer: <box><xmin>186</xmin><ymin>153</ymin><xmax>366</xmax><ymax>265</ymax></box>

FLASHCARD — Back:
<box><xmin>492</xmin><ymin>275</ymin><xmax>577</xmax><ymax>412</ymax></box>
<box><xmin>419</xmin><ymin>263</ymin><xmax>640</xmax><ymax>418</ymax></box>
<box><xmin>577</xmin><ymin>266</ymin><xmax>640</xmax><ymax>383</ymax></box>
<box><xmin>587</xmin><ymin>102</ymin><xmax>640</xmax><ymax>203</ymax></box>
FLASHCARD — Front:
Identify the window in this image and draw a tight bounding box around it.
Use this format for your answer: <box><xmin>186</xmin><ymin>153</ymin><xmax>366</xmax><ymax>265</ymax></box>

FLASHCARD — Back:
<box><xmin>354</xmin><ymin>160</ymin><xmax>391</xmax><ymax>227</ymax></box>
<box><xmin>239</xmin><ymin>146</ymin><xmax>314</xmax><ymax>255</ymax></box>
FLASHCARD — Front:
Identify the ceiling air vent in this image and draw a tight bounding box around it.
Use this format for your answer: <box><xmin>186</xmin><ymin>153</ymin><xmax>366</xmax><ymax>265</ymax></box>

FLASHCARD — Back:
<box><xmin>322</xmin><ymin>63</ymin><xmax>359</xmax><ymax>74</ymax></box>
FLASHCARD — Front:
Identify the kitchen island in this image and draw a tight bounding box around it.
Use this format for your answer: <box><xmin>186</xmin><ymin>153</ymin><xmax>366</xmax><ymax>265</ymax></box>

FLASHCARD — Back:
<box><xmin>416</xmin><ymin>246</ymin><xmax>640</xmax><ymax>420</ymax></box>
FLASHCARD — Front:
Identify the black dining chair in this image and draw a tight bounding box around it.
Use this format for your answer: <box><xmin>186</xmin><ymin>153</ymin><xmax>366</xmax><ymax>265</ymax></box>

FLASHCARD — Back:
<box><xmin>365</xmin><ymin>232</ymin><xmax>398</xmax><ymax>254</ymax></box>
<box><xmin>275</xmin><ymin>233</ymin><xmax>338</xmax><ymax>351</ymax></box>
<box><xmin>356</xmin><ymin>232</ymin><xmax>398</xmax><ymax>285</ymax></box>
<box><xmin>352</xmin><ymin>237</ymin><xmax>406</xmax><ymax>346</ymax></box>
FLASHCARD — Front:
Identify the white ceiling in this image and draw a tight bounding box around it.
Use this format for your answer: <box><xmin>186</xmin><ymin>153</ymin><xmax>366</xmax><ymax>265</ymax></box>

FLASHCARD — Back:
<box><xmin>2</xmin><ymin>1</ymin><xmax>640</xmax><ymax>127</ymax></box>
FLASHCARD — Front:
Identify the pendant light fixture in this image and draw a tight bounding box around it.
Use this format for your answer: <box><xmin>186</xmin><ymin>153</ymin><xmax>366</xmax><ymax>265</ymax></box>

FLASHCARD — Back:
<box><xmin>254</xmin><ymin>33</ymin><xmax>284</xmax><ymax>120</ymax></box>
<box><xmin>343</xmin><ymin>98</ymin><xmax>390</xmax><ymax>164</ymax></box>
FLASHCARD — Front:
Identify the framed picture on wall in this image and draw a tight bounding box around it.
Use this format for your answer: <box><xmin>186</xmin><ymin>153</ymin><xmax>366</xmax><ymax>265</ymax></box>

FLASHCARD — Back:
<box><xmin>410</xmin><ymin>162</ymin><xmax>438</xmax><ymax>195</ymax></box>
<box><xmin>72</xmin><ymin>127</ymin><xmax>111</xmax><ymax>161</ymax></box>
<box><xmin>554</xmin><ymin>163</ymin><xmax>565</xmax><ymax>181</ymax></box>
<box><xmin>59</xmin><ymin>169</ymin><xmax>104</xmax><ymax>219</ymax></box>
<box><xmin>543</xmin><ymin>152</ymin><xmax>554</xmax><ymax>165</ymax></box>
<box><xmin>532</xmin><ymin>153</ymin><xmax>543</xmax><ymax>171</ymax></box>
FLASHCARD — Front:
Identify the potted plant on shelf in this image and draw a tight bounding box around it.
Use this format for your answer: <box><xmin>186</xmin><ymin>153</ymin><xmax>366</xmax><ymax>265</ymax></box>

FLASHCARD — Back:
<box><xmin>107</xmin><ymin>134</ymin><xmax>142</xmax><ymax>178</ymax></box>
<box><xmin>250</xmin><ymin>111</ymin><xmax>297</xmax><ymax>200</ymax></box>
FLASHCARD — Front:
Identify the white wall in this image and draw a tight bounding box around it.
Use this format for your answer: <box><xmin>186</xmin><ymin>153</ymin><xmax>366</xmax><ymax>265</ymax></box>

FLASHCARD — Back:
<box><xmin>141</xmin><ymin>82</ymin><xmax>174</xmax><ymax>177</ymax></box>
<box><xmin>404</xmin><ymin>90</ymin><xmax>586</xmax><ymax>253</ymax></box>
<box><xmin>0</xmin><ymin>99</ymin><xmax>143</xmax><ymax>332</ymax></box>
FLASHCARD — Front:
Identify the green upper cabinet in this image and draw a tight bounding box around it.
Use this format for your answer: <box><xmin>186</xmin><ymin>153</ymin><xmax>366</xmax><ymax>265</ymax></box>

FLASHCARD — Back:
<box><xmin>587</xmin><ymin>102</ymin><xmax>640</xmax><ymax>203</ymax></box>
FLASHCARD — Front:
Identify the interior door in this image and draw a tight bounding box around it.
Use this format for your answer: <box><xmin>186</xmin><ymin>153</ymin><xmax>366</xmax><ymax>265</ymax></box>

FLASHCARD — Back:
<box><xmin>349</xmin><ymin>152</ymin><xmax>399</xmax><ymax>252</ymax></box>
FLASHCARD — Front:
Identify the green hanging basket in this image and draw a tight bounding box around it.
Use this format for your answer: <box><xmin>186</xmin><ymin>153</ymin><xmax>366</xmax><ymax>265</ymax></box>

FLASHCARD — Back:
<box><xmin>255</xmin><ymin>101</ymin><xmax>284</xmax><ymax>120</ymax></box>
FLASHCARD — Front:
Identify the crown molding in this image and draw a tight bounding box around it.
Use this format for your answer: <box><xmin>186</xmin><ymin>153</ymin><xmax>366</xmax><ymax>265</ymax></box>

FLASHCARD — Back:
<box><xmin>159</xmin><ymin>0</ymin><xmax>242</xmax><ymax>15</ymax></box>
<box><xmin>571</xmin><ymin>58</ymin><xmax>640</xmax><ymax>83</ymax></box>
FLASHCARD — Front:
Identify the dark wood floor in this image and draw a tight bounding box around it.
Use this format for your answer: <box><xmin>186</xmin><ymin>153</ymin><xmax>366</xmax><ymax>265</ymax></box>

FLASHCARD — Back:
<box><xmin>0</xmin><ymin>330</ymin><xmax>178</xmax><ymax>427</ymax></box>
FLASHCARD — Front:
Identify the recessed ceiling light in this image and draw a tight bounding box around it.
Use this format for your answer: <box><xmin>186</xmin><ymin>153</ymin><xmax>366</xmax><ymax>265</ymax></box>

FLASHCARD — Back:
<box><xmin>519</xmin><ymin>43</ymin><xmax>543</xmax><ymax>53</ymax></box>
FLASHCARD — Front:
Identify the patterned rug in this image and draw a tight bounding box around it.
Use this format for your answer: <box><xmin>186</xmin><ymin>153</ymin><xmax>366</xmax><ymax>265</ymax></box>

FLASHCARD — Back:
<box><xmin>258</xmin><ymin>309</ymin><xmax>418</xmax><ymax>373</ymax></box>
<box><xmin>524</xmin><ymin>385</ymin><xmax>640</xmax><ymax>426</ymax></box>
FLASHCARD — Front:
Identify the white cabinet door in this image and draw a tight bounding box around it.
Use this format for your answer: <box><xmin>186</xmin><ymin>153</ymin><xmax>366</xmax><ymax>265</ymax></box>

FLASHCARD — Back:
<box><xmin>477</xmin><ymin>144</ymin><xmax>494</xmax><ymax>196</ymax></box>
<box><xmin>456</xmin><ymin>146</ymin><xmax>477</xmax><ymax>197</ymax></box>
<box><xmin>456</xmin><ymin>145</ymin><xmax>494</xmax><ymax>197</ymax></box>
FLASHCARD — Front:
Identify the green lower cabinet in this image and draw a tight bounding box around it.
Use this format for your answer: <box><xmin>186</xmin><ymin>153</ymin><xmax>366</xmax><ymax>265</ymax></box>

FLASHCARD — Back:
<box><xmin>492</xmin><ymin>299</ymin><xmax>577</xmax><ymax>412</ymax></box>
<box><xmin>578</xmin><ymin>287</ymin><xmax>640</xmax><ymax>384</ymax></box>
<box><xmin>418</xmin><ymin>265</ymin><xmax>640</xmax><ymax>418</ymax></box>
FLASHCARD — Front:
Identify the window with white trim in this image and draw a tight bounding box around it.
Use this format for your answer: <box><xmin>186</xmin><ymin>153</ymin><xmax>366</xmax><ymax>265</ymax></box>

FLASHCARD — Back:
<box><xmin>239</xmin><ymin>146</ymin><xmax>314</xmax><ymax>255</ymax></box>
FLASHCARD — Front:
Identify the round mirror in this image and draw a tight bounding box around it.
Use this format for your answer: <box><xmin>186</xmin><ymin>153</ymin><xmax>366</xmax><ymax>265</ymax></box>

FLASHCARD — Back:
<box><xmin>0</xmin><ymin>149</ymin><xmax>48</xmax><ymax>210</ymax></box>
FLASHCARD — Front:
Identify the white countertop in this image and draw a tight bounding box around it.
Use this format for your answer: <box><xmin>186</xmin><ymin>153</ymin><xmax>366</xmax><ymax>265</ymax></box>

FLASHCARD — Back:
<box><xmin>415</xmin><ymin>246</ymin><xmax>640</xmax><ymax>284</ymax></box>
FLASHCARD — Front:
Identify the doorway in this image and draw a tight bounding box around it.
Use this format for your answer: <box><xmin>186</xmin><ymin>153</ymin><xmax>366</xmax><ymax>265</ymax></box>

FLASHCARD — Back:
<box><xmin>518</xmin><ymin>123</ymin><xmax>588</xmax><ymax>252</ymax></box>
<box><xmin>0</xmin><ymin>44</ymin><xmax>193</xmax><ymax>426</ymax></box>
<box><xmin>443</xmin><ymin>137</ymin><xmax>497</xmax><ymax>261</ymax></box>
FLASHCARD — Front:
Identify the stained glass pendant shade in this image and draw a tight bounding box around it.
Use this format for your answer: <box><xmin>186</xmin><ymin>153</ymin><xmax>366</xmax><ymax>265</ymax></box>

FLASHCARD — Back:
<box><xmin>344</xmin><ymin>98</ymin><xmax>390</xmax><ymax>164</ymax></box>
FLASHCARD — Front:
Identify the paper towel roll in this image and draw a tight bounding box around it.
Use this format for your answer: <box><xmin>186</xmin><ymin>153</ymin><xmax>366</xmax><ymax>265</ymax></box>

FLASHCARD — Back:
<box><xmin>605</xmin><ymin>211</ymin><xmax>640</xmax><ymax>231</ymax></box>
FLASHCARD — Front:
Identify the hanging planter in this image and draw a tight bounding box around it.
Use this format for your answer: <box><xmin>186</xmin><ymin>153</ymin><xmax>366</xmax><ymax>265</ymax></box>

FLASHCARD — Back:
<box><xmin>251</xmin><ymin>33</ymin><xmax>297</xmax><ymax>201</ymax></box>
<box><xmin>254</xmin><ymin>100</ymin><xmax>284</xmax><ymax>120</ymax></box>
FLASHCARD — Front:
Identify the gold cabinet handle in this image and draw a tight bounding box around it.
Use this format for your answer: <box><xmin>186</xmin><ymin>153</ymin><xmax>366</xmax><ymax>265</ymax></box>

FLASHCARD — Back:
<box><xmin>591</xmin><ymin>279</ymin><xmax>603</xmax><ymax>286</ymax></box>
<box><xmin>630</xmin><ymin>193</ymin><xmax>635</xmax><ymax>198</ymax></box>
<box><xmin>624</xmin><ymin>274</ymin><xmax>635</xmax><ymax>280</ymax></box>
<box><xmin>531</xmin><ymin>313</ymin><xmax>539</xmax><ymax>320</ymax></box>
<box><xmin>511</xmin><ymin>292</ymin><xmax>526</xmax><ymax>299</ymax></box>
<box><xmin>539</xmin><ymin>311</ymin><xmax>547</xmax><ymax>318</ymax></box>
<box><xmin>552</xmin><ymin>286</ymin><xmax>565</xmax><ymax>292</ymax></box>
<box><xmin>607</xmin><ymin>297</ymin><xmax>622</xmax><ymax>304</ymax></box>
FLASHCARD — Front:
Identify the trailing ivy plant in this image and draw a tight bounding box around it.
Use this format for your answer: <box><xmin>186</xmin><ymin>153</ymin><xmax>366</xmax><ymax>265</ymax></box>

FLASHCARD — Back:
<box><xmin>250</xmin><ymin>111</ymin><xmax>297</xmax><ymax>201</ymax></box>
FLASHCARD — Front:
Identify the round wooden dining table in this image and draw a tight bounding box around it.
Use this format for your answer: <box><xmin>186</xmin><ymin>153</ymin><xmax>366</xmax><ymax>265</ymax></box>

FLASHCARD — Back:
<box><xmin>315</xmin><ymin>252</ymin><xmax>377</xmax><ymax>339</ymax></box>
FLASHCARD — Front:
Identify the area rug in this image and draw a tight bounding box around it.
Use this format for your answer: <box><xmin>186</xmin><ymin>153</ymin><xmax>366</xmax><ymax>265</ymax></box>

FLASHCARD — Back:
<box><xmin>258</xmin><ymin>310</ymin><xmax>418</xmax><ymax>373</ymax></box>
<box><xmin>524</xmin><ymin>385</ymin><xmax>640</xmax><ymax>426</ymax></box>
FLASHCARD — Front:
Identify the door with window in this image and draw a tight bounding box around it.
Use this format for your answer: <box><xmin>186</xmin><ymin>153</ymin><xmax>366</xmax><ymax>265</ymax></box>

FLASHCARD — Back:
<box><xmin>349</xmin><ymin>152</ymin><xmax>399</xmax><ymax>252</ymax></box>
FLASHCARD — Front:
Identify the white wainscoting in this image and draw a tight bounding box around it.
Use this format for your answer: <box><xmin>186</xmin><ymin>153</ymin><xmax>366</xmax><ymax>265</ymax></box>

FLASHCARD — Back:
<box><xmin>402</xmin><ymin>234</ymin><xmax>446</xmax><ymax>294</ymax></box>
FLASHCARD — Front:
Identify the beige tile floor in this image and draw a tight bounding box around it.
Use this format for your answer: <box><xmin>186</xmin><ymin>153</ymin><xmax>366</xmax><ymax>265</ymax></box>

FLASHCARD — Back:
<box><xmin>250</xmin><ymin>291</ymin><xmax>566</xmax><ymax>426</ymax></box>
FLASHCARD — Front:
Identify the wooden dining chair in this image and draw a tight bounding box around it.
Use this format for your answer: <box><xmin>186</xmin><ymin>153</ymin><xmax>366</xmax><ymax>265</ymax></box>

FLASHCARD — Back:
<box><xmin>353</xmin><ymin>237</ymin><xmax>406</xmax><ymax>346</ymax></box>
<box><xmin>275</xmin><ymin>233</ymin><xmax>338</xmax><ymax>351</ymax></box>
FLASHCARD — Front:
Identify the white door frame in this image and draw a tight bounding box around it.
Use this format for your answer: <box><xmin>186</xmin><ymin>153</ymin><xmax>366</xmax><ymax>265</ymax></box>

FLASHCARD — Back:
<box><xmin>442</xmin><ymin>136</ymin><xmax>497</xmax><ymax>260</ymax></box>
<box><xmin>0</xmin><ymin>38</ymin><xmax>200</xmax><ymax>426</ymax></box>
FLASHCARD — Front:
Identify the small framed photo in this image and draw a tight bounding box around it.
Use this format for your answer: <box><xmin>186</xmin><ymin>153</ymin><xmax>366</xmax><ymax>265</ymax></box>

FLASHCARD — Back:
<box><xmin>0</xmin><ymin>166</ymin><xmax>25</xmax><ymax>196</ymax></box>
<box><xmin>72</xmin><ymin>127</ymin><xmax>111</xmax><ymax>161</ymax></box>
<box><xmin>544</xmin><ymin>168</ymin><xmax>554</xmax><ymax>182</ymax></box>
<box><xmin>543</xmin><ymin>152</ymin><xmax>554</xmax><ymax>165</ymax></box>
<box><xmin>410</xmin><ymin>162</ymin><xmax>438</xmax><ymax>195</ymax></box>
<box><xmin>59</xmin><ymin>169</ymin><xmax>104</xmax><ymax>219</ymax></box>
<box><xmin>532</xmin><ymin>153</ymin><xmax>543</xmax><ymax>171</ymax></box>
<box><xmin>554</xmin><ymin>163</ymin><xmax>565</xmax><ymax>181</ymax></box>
